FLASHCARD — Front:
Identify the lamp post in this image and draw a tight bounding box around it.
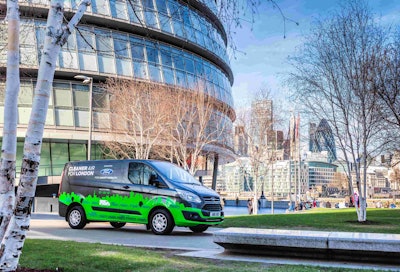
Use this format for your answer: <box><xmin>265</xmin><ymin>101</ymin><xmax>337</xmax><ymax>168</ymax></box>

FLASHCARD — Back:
<box><xmin>74</xmin><ymin>75</ymin><xmax>93</xmax><ymax>160</ymax></box>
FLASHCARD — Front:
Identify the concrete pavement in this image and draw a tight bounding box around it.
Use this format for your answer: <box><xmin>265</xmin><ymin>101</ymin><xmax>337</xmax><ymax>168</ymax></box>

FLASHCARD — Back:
<box><xmin>28</xmin><ymin>213</ymin><xmax>400</xmax><ymax>271</ymax></box>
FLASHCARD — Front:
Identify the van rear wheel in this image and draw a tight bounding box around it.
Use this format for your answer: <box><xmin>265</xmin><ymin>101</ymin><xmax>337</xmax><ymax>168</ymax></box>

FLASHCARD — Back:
<box><xmin>149</xmin><ymin>209</ymin><xmax>174</xmax><ymax>235</ymax></box>
<box><xmin>189</xmin><ymin>225</ymin><xmax>209</xmax><ymax>233</ymax></box>
<box><xmin>110</xmin><ymin>222</ymin><xmax>126</xmax><ymax>229</ymax></box>
<box><xmin>67</xmin><ymin>206</ymin><xmax>86</xmax><ymax>229</ymax></box>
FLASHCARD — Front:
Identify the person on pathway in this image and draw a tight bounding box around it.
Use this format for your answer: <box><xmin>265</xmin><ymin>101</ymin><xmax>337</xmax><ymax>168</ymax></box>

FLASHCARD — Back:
<box><xmin>247</xmin><ymin>198</ymin><xmax>253</xmax><ymax>214</ymax></box>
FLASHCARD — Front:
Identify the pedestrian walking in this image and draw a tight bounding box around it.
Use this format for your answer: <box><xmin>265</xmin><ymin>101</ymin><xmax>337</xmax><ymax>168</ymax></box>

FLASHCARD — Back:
<box><xmin>247</xmin><ymin>198</ymin><xmax>253</xmax><ymax>214</ymax></box>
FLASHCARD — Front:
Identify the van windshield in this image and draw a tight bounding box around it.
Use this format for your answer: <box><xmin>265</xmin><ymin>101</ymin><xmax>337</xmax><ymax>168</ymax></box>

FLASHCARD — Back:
<box><xmin>151</xmin><ymin>161</ymin><xmax>201</xmax><ymax>185</ymax></box>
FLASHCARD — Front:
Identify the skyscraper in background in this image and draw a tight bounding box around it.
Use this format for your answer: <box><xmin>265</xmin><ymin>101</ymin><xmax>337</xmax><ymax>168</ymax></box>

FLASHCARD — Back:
<box><xmin>309</xmin><ymin>119</ymin><xmax>337</xmax><ymax>163</ymax></box>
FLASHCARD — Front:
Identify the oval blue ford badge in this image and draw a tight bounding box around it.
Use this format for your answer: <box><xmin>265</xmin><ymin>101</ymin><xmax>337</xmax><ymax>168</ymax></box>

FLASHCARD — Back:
<box><xmin>100</xmin><ymin>168</ymin><xmax>113</xmax><ymax>175</ymax></box>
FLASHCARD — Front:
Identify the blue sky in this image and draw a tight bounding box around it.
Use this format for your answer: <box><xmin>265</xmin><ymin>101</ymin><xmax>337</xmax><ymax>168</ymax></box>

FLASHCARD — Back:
<box><xmin>230</xmin><ymin>0</ymin><xmax>400</xmax><ymax>111</ymax></box>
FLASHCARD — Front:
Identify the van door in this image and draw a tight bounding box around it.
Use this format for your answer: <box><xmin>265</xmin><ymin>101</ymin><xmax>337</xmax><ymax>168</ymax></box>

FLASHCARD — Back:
<box><xmin>100</xmin><ymin>162</ymin><xmax>161</xmax><ymax>224</ymax></box>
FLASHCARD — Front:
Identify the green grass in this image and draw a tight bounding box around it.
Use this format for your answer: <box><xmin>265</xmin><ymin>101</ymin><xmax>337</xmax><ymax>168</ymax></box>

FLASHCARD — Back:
<box><xmin>220</xmin><ymin>208</ymin><xmax>400</xmax><ymax>233</ymax></box>
<box><xmin>19</xmin><ymin>239</ymin><xmax>380</xmax><ymax>272</ymax></box>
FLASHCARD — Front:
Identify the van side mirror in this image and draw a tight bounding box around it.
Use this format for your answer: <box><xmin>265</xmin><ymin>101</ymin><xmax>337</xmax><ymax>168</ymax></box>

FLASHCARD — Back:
<box><xmin>149</xmin><ymin>174</ymin><xmax>159</xmax><ymax>187</ymax></box>
<box><xmin>149</xmin><ymin>174</ymin><xmax>167</xmax><ymax>188</ymax></box>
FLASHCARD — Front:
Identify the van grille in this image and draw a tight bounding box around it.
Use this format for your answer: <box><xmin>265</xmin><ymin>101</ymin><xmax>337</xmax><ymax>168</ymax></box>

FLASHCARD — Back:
<box><xmin>203</xmin><ymin>204</ymin><xmax>222</xmax><ymax>211</ymax></box>
<box><xmin>203</xmin><ymin>196</ymin><xmax>220</xmax><ymax>203</ymax></box>
<box><xmin>202</xmin><ymin>196</ymin><xmax>222</xmax><ymax>211</ymax></box>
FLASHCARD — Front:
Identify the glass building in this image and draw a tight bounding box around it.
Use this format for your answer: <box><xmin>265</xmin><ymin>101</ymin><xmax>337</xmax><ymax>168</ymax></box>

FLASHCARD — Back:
<box><xmin>0</xmin><ymin>0</ymin><xmax>236</xmax><ymax>192</ymax></box>
<box><xmin>309</xmin><ymin>119</ymin><xmax>337</xmax><ymax>163</ymax></box>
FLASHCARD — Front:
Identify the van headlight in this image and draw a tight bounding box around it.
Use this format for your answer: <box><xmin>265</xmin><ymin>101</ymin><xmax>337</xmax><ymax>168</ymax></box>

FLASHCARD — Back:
<box><xmin>176</xmin><ymin>189</ymin><xmax>202</xmax><ymax>204</ymax></box>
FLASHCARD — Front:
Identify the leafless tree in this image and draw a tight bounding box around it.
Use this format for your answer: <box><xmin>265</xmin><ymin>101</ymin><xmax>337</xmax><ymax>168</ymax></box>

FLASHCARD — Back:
<box><xmin>234</xmin><ymin>89</ymin><xmax>280</xmax><ymax>214</ymax></box>
<box><xmin>372</xmin><ymin>30</ymin><xmax>400</xmax><ymax>147</ymax></box>
<box><xmin>100</xmin><ymin>78</ymin><xmax>175</xmax><ymax>160</ymax></box>
<box><xmin>155</xmin><ymin>82</ymin><xmax>233</xmax><ymax>176</ymax></box>
<box><xmin>99</xmin><ymin>79</ymin><xmax>233</xmax><ymax>177</ymax></box>
<box><xmin>288</xmin><ymin>0</ymin><xmax>388</xmax><ymax>221</ymax></box>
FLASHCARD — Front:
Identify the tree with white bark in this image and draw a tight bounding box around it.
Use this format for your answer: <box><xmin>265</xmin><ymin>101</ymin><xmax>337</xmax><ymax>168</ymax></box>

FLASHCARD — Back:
<box><xmin>0</xmin><ymin>0</ymin><xmax>90</xmax><ymax>270</ymax></box>
<box><xmin>0</xmin><ymin>0</ymin><xmax>20</xmax><ymax>246</ymax></box>
<box><xmin>288</xmin><ymin>0</ymin><xmax>389</xmax><ymax>222</ymax></box>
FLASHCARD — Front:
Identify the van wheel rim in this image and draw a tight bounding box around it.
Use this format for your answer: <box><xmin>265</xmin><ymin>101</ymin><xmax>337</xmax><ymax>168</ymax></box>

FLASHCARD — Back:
<box><xmin>70</xmin><ymin>210</ymin><xmax>81</xmax><ymax>226</ymax></box>
<box><xmin>152</xmin><ymin>213</ymin><xmax>167</xmax><ymax>232</ymax></box>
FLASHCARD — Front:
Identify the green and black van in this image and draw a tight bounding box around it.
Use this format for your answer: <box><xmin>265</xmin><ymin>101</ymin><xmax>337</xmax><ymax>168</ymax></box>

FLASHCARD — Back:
<box><xmin>58</xmin><ymin>159</ymin><xmax>224</xmax><ymax>235</ymax></box>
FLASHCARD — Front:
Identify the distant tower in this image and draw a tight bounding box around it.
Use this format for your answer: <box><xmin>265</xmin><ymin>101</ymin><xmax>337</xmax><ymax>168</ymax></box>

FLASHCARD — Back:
<box><xmin>234</xmin><ymin>126</ymin><xmax>248</xmax><ymax>156</ymax></box>
<box><xmin>250</xmin><ymin>100</ymin><xmax>273</xmax><ymax>148</ymax></box>
<box><xmin>309</xmin><ymin>119</ymin><xmax>337</xmax><ymax>163</ymax></box>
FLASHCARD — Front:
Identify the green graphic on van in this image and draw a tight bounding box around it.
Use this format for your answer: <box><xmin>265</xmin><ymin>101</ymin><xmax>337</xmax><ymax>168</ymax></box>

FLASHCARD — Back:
<box><xmin>59</xmin><ymin>191</ymin><xmax>186</xmax><ymax>223</ymax></box>
<box><xmin>58</xmin><ymin>159</ymin><xmax>224</xmax><ymax>235</ymax></box>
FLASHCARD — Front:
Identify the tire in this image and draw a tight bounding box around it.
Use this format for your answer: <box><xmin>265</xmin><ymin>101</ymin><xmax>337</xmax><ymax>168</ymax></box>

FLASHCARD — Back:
<box><xmin>149</xmin><ymin>208</ymin><xmax>174</xmax><ymax>235</ymax></box>
<box><xmin>67</xmin><ymin>206</ymin><xmax>87</xmax><ymax>229</ymax></box>
<box><xmin>110</xmin><ymin>222</ymin><xmax>126</xmax><ymax>229</ymax></box>
<box><xmin>189</xmin><ymin>225</ymin><xmax>209</xmax><ymax>233</ymax></box>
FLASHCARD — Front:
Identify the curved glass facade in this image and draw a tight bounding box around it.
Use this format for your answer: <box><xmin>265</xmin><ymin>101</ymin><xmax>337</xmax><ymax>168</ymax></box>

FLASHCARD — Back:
<box><xmin>0</xmin><ymin>0</ymin><xmax>235</xmax><ymax>178</ymax></box>
<box><xmin>309</xmin><ymin>119</ymin><xmax>337</xmax><ymax>163</ymax></box>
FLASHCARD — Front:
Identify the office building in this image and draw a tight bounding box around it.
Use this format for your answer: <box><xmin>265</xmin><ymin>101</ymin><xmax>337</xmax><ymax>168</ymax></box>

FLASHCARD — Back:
<box><xmin>0</xmin><ymin>0</ymin><xmax>235</xmax><ymax>193</ymax></box>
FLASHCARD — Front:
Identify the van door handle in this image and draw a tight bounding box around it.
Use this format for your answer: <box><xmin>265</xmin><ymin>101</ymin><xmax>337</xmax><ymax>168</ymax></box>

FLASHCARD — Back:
<box><xmin>122</xmin><ymin>185</ymin><xmax>129</xmax><ymax>189</ymax></box>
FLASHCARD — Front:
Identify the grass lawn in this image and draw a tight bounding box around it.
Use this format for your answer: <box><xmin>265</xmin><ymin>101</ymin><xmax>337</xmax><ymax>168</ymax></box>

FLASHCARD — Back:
<box><xmin>220</xmin><ymin>208</ymin><xmax>400</xmax><ymax>234</ymax></box>
<box><xmin>19</xmin><ymin>239</ymin><xmax>379</xmax><ymax>272</ymax></box>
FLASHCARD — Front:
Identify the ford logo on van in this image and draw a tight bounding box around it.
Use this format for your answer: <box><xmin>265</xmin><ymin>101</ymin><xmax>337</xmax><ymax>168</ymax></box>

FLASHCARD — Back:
<box><xmin>100</xmin><ymin>168</ymin><xmax>113</xmax><ymax>175</ymax></box>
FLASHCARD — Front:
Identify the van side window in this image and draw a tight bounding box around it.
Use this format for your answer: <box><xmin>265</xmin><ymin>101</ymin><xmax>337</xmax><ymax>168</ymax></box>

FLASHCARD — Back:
<box><xmin>128</xmin><ymin>163</ymin><xmax>142</xmax><ymax>184</ymax></box>
<box><xmin>128</xmin><ymin>163</ymin><xmax>156</xmax><ymax>185</ymax></box>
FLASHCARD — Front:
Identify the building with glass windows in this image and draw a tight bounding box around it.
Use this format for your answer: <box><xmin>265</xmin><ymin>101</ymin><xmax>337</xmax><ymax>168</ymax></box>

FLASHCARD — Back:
<box><xmin>309</xmin><ymin>119</ymin><xmax>337</xmax><ymax>163</ymax></box>
<box><xmin>0</xmin><ymin>0</ymin><xmax>235</xmax><ymax>195</ymax></box>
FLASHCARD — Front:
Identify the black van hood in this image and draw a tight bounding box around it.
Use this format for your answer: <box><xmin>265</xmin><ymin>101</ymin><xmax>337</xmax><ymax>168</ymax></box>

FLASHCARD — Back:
<box><xmin>174</xmin><ymin>183</ymin><xmax>219</xmax><ymax>197</ymax></box>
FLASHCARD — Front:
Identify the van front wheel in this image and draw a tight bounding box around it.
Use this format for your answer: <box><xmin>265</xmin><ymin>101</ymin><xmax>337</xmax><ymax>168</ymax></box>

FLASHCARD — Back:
<box><xmin>149</xmin><ymin>209</ymin><xmax>174</xmax><ymax>235</ymax></box>
<box><xmin>67</xmin><ymin>206</ymin><xmax>87</xmax><ymax>229</ymax></box>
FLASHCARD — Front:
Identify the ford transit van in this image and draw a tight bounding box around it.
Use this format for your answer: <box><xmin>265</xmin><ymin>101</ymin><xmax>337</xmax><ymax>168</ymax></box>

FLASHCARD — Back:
<box><xmin>58</xmin><ymin>159</ymin><xmax>223</xmax><ymax>235</ymax></box>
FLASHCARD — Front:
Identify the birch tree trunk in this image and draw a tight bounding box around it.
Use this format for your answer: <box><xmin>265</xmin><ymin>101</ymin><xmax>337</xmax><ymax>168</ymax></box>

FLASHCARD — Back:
<box><xmin>0</xmin><ymin>0</ymin><xmax>90</xmax><ymax>270</ymax></box>
<box><xmin>0</xmin><ymin>0</ymin><xmax>20</xmax><ymax>243</ymax></box>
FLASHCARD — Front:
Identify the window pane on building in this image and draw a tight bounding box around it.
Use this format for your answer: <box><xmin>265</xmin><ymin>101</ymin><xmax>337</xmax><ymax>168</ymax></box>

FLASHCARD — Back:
<box><xmin>18</xmin><ymin>84</ymin><xmax>33</xmax><ymax>105</ymax></box>
<box><xmin>51</xmin><ymin>143</ymin><xmax>69</xmax><ymax>175</ymax></box>
<box><xmin>73</xmin><ymin>89</ymin><xmax>89</xmax><ymax>109</ymax></box>
<box><xmin>74</xmin><ymin>110</ymin><xmax>89</xmax><ymax>127</ymax></box>
<box><xmin>54</xmin><ymin>85</ymin><xmax>72</xmax><ymax>107</ymax></box>
<box><xmin>59</xmin><ymin>51</ymin><xmax>79</xmax><ymax>69</ymax></box>
<box><xmin>38</xmin><ymin>142</ymin><xmax>52</xmax><ymax>176</ymax></box>
<box><xmin>110</xmin><ymin>0</ymin><xmax>128</xmax><ymax>20</ymax></box>
<box><xmin>46</xmin><ymin>108</ymin><xmax>55</xmax><ymax>125</ymax></box>
<box><xmin>92</xmin><ymin>0</ymin><xmax>110</xmax><ymax>15</ymax></box>
<box><xmin>55</xmin><ymin>109</ymin><xmax>74</xmax><ymax>126</ymax></box>
<box><xmin>69</xmin><ymin>143</ymin><xmax>87</xmax><ymax>161</ymax></box>
<box><xmin>18</xmin><ymin>107</ymin><xmax>31</xmax><ymax>124</ymax></box>
<box><xmin>133</xmin><ymin>61</ymin><xmax>148</xmax><ymax>79</ymax></box>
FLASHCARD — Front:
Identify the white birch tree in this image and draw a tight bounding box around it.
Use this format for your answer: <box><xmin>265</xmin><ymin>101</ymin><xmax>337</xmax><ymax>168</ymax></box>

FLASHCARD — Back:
<box><xmin>0</xmin><ymin>0</ymin><xmax>90</xmax><ymax>270</ymax></box>
<box><xmin>0</xmin><ymin>0</ymin><xmax>20</xmax><ymax>243</ymax></box>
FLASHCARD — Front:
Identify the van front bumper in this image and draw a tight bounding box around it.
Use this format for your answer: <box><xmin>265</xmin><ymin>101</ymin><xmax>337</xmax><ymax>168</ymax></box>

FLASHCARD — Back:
<box><xmin>182</xmin><ymin>210</ymin><xmax>224</xmax><ymax>223</ymax></box>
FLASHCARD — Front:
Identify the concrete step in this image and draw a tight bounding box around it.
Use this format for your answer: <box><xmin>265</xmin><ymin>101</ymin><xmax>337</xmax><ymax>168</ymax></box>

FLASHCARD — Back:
<box><xmin>213</xmin><ymin>228</ymin><xmax>400</xmax><ymax>264</ymax></box>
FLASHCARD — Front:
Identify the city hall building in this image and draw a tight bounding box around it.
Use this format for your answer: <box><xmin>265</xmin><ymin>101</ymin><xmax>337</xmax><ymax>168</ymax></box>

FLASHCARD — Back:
<box><xmin>0</xmin><ymin>0</ymin><xmax>235</xmax><ymax>195</ymax></box>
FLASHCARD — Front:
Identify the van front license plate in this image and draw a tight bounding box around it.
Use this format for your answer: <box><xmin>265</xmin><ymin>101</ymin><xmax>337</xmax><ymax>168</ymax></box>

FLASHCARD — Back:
<box><xmin>210</xmin><ymin>212</ymin><xmax>221</xmax><ymax>217</ymax></box>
